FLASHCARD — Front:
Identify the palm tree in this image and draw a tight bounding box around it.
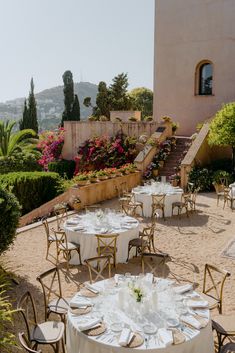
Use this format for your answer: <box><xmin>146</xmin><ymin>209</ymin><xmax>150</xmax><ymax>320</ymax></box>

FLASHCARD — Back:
<box><xmin>0</xmin><ymin>120</ymin><xmax>39</xmax><ymax>158</ymax></box>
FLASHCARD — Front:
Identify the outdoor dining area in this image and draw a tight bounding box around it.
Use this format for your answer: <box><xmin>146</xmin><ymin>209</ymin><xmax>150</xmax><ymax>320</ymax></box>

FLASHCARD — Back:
<box><xmin>15</xmin><ymin>179</ymin><xmax>235</xmax><ymax>353</ymax></box>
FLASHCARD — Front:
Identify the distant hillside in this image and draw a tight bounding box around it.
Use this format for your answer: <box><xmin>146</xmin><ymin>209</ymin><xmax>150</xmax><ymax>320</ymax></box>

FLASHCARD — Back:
<box><xmin>0</xmin><ymin>82</ymin><xmax>98</xmax><ymax>130</ymax></box>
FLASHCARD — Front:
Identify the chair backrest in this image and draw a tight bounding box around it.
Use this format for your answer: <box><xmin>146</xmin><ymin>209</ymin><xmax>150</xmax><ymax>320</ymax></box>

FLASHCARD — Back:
<box><xmin>54</xmin><ymin>205</ymin><xmax>68</xmax><ymax>230</ymax></box>
<box><xmin>181</xmin><ymin>193</ymin><xmax>191</xmax><ymax>204</ymax></box>
<box><xmin>121</xmin><ymin>200</ymin><xmax>135</xmax><ymax>216</ymax></box>
<box><xmin>151</xmin><ymin>194</ymin><xmax>166</xmax><ymax>207</ymax></box>
<box><xmin>17</xmin><ymin>291</ymin><xmax>38</xmax><ymax>342</ymax></box>
<box><xmin>141</xmin><ymin>223</ymin><xmax>156</xmax><ymax>242</ymax></box>
<box><xmin>212</xmin><ymin>182</ymin><xmax>225</xmax><ymax>194</ymax></box>
<box><xmin>18</xmin><ymin>332</ymin><xmax>42</xmax><ymax>353</ymax></box>
<box><xmin>220</xmin><ymin>177</ymin><xmax>228</xmax><ymax>187</ymax></box>
<box><xmin>203</xmin><ymin>263</ymin><xmax>230</xmax><ymax>310</ymax></box>
<box><xmin>96</xmin><ymin>233</ymin><xmax>118</xmax><ymax>257</ymax></box>
<box><xmin>36</xmin><ymin>267</ymin><xmax>63</xmax><ymax>320</ymax></box>
<box><xmin>42</xmin><ymin>218</ymin><xmax>51</xmax><ymax>241</ymax></box>
<box><xmin>142</xmin><ymin>252</ymin><xmax>170</xmax><ymax>278</ymax></box>
<box><xmin>191</xmin><ymin>187</ymin><xmax>200</xmax><ymax>203</ymax></box>
<box><xmin>54</xmin><ymin>230</ymin><xmax>68</xmax><ymax>250</ymax></box>
<box><xmin>85</xmin><ymin>256</ymin><xmax>111</xmax><ymax>283</ymax></box>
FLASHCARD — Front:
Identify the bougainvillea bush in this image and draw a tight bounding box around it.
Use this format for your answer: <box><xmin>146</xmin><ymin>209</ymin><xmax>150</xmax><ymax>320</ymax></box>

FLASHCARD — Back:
<box><xmin>76</xmin><ymin>132</ymin><xmax>138</xmax><ymax>173</ymax></box>
<box><xmin>37</xmin><ymin>128</ymin><xmax>64</xmax><ymax>170</ymax></box>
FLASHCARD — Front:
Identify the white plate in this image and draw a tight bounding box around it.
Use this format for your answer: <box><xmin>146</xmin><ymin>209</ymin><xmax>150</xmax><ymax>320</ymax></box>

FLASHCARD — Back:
<box><xmin>167</xmin><ymin>318</ymin><xmax>180</xmax><ymax>328</ymax></box>
<box><xmin>143</xmin><ymin>323</ymin><xmax>157</xmax><ymax>334</ymax></box>
<box><xmin>110</xmin><ymin>322</ymin><xmax>124</xmax><ymax>332</ymax></box>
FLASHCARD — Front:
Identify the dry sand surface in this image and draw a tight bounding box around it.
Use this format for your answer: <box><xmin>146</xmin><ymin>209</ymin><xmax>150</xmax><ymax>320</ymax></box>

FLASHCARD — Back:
<box><xmin>3</xmin><ymin>192</ymin><xmax>235</xmax><ymax>352</ymax></box>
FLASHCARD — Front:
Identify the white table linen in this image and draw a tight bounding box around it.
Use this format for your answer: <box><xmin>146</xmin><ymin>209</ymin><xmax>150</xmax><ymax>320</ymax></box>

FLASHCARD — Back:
<box><xmin>64</xmin><ymin>210</ymin><xmax>139</xmax><ymax>264</ymax></box>
<box><xmin>66</xmin><ymin>276</ymin><xmax>214</xmax><ymax>353</ymax></box>
<box><xmin>133</xmin><ymin>182</ymin><xmax>184</xmax><ymax>218</ymax></box>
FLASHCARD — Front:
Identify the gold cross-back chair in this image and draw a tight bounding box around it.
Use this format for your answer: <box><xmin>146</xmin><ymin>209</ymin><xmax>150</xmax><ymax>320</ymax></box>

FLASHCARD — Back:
<box><xmin>142</xmin><ymin>252</ymin><xmax>171</xmax><ymax>278</ymax></box>
<box><xmin>96</xmin><ymin>233</ymin><xmax>118</xmax><ymax>268</ymax></box>
<box><xmin>151</xmin><ymin>194</ymin><xmax>166</xmax><ymax>220</ymax></box>
<box><xmin>127</xmin><ymin>222</ymin><xmax>156</xmax><ymax>261</ymax></box>
<box><xmin>85</xmin><ymin>255</ymin><xmax>111</xmax><ymax>283</ymax></box>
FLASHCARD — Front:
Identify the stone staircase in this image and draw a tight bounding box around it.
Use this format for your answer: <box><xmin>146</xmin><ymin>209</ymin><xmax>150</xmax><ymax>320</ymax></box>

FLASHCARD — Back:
<box><xmin>158</xmin><ymin>136</ymin><xmax>192</xmax><ymax>180</ymax></box>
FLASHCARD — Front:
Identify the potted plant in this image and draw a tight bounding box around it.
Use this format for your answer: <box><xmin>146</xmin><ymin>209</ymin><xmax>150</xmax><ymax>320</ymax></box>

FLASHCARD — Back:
<box><xmin>144</xmin><ymin>116</ymin><xmax>153</xmax><ymax>122</ymax></box>
<box><xmin>99</xmin><ymin>115</ymin><xmax>109</xmax><ymax>121</ymax></box>
<box><xmin>96</xmin><ymin>170</ymin><xmax>108</xmax><ymax>180</ymax></box>
<box><xmin>151</xmin><ymin>162</ymin><xmax>159</xmax><ymax>176</ymax></box>
<box><xmin>170</xmin><ymin>174</ymin><xmax>181</xmax><ymax>187</ymax></box>
<box><xmin>88</xmin><ymin>171</ymin><xmax>98</xmax><ymax>183</ymax></box>
<box><xmin>172</xmin><ymin>122</ymin><xmax>179</xmax><ymax>135</ymax></box>
<box><xmin>128</xmin><ymin>116</ymin><xmax>137</xmax><ymax>122</ymax></box>
<box><xmin>74</xmin><ymin>173</ymin><xmax>89</xmax><ymax>186</ymax></box>
<box><xmin>71</xmin><ymin>197</ymin><xmax>82</xmax><ymax>211</ymax></box>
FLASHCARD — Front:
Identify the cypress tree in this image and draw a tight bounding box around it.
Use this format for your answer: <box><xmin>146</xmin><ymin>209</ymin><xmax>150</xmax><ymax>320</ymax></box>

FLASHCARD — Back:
<box><xmin>71</xmin><ymin>94</ymin><xmax>80</xmax><ymax>121</ymax></box>
<box><xmin>19</xmin><ymin>99</ymin><xmax>29</xmax><ymax>130</ymax></box>
<box><xmin>96</xmin><ymin>81</ymin><xmax>110</xmax><ymax>118</ymax></box>
<box><xmin>61</xmin><ymin>70</ymin><xmax>74</xmax><ymax>126</ymax></box>
<box><xmin>28</xmin><ymin>78</ymin><xmax>38</xmax><ymax>133</ymax></box>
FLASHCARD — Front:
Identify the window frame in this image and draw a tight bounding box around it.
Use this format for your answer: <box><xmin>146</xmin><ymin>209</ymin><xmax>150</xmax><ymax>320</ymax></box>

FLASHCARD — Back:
<box><xmin>195</xmin><ymin>60</ymin><xmax>214</xmax><ymax>96</ymax></box>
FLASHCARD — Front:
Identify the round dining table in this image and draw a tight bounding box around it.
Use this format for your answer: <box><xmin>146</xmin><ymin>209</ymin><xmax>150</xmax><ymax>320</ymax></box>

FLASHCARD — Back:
<box><xmin>132</xmin><ymin>182</ymin><xmax>184</xmax><ymax>218</ymax></box>
<box><xmin>66</xmin><ymin>275</ymin><xmax>214</xmax><ymax>353</ymax></box>
<box><xmin>64</xmin><ymin>210</ymin><xmax>140</xmax><ymax>264</ymax></box>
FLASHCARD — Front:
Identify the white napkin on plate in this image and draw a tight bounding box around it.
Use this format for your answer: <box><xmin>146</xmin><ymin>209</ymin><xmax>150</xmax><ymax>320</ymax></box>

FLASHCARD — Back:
<box><xmin>85</xmin><ymin>283</ymin><xmax>100</xmax><ymax>294</ymax></box>
<box><xmin>70</xmin><ymin>296</ymin><xmax>91</xmax><ymax>308</ymax></box>
<box><xmin>191</xmin><ymin>309</ymin><xmax>209</xmax><ymax>318</ymax></box>
<box><xmin>118</xmin><ymin>328</ymin><xmax>134</xmax><ymax>346</ymax></box>
<box><xmin>173</xmin><ymin>284</ymin><xmax>193</xmax><ymax>294</ymax></box>
<box><xmin>181</xmin><ymin>315</ymin><xmax>202</xmax><ymax>329</ymax></box>
<box><xmin>187</xmin><ymin>300</ymin><xmax>209</xmax><ymax>308</ymax></box>
<box><xmin>77</xmin><ymin>318</ymin><xmax>101</xmax><ymax>331</ymax></box>
<box><xmin>158</xmin><ymin>328</ymin><xmax>173</xmax><ymax>346</ymax></box>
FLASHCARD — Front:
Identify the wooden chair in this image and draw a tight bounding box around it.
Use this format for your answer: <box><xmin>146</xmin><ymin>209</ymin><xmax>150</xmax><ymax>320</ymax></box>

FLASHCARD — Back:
<box><xmin>54</xmin><ymin>205</ymin><xmax>68</xmax><ymax>231</ymax></box>
<box><xmin>223</xmin><ymin>187</ymin><xmax>235</xmax><ymax>210</ymax></box>
<box><xmin>202</xmin><ymin>263</ymin><xmax>230</xmax><ymax>314</ymax></box>
<box><xmin>212</xmin><ymin>315</ymin><xmax>235</xmax><ymax>352</ymax></box>
<box><xmin>18</xmin><ymin>332</ymin><xmax>42</xmax><ymax>353</ymax></box>
<box><xmin>172</xmin><ymin>193</ymin><xmax>191</xmax><ymax>218</ymax></box>
<box><xmin>213</xmin><ymin>182</ymin><xmax>226</xmax><ymax>206</ymax></box>
<box><xmin>142</xmin><ymin>252</ymin><xmax>171</xmax><ymax>278</ymax></box>
<box><xmin>55</xmin><ymin>230</ymin><xmax>81</xmax><ymax>270</ymax></box>
<box><xmin>187</xmin><ymin>187</ymin><xmax>200</xmax><ymax>211</ymax></box>
<box><xmin>126</xmin><ymin>222</ymin><xmax>156</xmax><ymax>261</ymax></box>
<box><xmin>151</xmin><ymin>194</ymin><xmax>166</xmax><ymax>220</ymax></box>
<box><xmin>96</xmin><ymin>233</ymin><xmax>118</xmax><ymax>268</ymax></box>
<box><xmin>17</xmin><ymin>291</ymin><xmax>65</xmax><ymax>353</ymax></box>
<box><xmin>84</xmin><ymin>255</ymin><xmax>111</xmax><ymax>283</ymax></box>
<box><xmin>36</xmin><ymin>267</ymin><xmax>71</xmax><ymax>323</ymax></box>
<box><xmin>42</xmin><ymin>218</ymin><xmax>63</xmax><ymax>260</ymax></box>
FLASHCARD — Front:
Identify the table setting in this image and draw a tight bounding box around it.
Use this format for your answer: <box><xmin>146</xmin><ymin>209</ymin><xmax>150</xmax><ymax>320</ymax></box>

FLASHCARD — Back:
<box><xmin>66</xmin><ymin>274</ymin><xmax>214</xmax><ymax>353</ymax></box>
<box><xmin>132</xmin><ymin>182</ymin><xmax>184</xmax><ymax>218</ymax></box>
<box><xmin>64</xmin><ymin>209</ymin><xmax>140</xmax><ymax>264</ymax></box>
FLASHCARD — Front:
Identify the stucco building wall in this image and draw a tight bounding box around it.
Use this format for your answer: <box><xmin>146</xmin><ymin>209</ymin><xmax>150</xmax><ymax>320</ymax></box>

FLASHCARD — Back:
<box><xmin>153</xmin><ymin>0</ymin><xmax>235</xmax><ymax>136</ymax></box>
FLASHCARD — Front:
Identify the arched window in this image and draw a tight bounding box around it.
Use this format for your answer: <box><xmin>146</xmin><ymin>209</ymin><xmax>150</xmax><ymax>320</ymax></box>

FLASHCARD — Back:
<box><xmin>196</xmin><ymin>61</ymin><xmax>213</xmax><ymax>95</ymax></box>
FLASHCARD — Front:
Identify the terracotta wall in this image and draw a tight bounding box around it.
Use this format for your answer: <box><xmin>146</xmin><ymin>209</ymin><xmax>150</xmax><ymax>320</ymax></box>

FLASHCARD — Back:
<box><xmin>62</xmin><ymin>121</ymin><xmax>159</xmax><ymax>160</ymax></box>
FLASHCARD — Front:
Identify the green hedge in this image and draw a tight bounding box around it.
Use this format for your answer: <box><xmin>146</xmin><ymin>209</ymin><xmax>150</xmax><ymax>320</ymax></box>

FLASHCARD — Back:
<box><xmin>48</xmin><ymin>159</ymin><xmax>75</xmax><ymax>179</ymax></box>
<box><xmin>0</xmin><ymin>153</ymin><xmax>42</xmax><ymax>174</ymax></box>
<box><xmin>0</xmin><ymin>187</ymin><xmax>21</xmax><ymax>254</ymax></box>
<box><xmin>0</xmin><ymin>172</ymin><xmax>64</xmax><ymax>215</ymax></box>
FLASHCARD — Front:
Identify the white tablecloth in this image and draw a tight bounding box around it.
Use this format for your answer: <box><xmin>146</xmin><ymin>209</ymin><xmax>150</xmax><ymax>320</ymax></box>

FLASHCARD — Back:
<box><xmin>133</xmin><ymin>183</ymin><xmax>184</xmax><ymax>218</ymax></box>
<box><xmin>66</xmin><ymin>277</ymin><xmax>214</xmax><ymax>353</ymax></box>
<box><xmin>64</xmin><ymin>210</ymin><xmax>139</xmax><ymax>264</ymax></box>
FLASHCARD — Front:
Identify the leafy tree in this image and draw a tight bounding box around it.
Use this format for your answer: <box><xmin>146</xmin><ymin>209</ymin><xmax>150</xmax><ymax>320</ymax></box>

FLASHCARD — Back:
<box><xmin>208</xmin><ymin>102</ymin><xmax>235</xmax><ymax>172</ymax></box>
<box><xmin>129</xmin><ymin>87</ymin><xmax>153</xmax><ymax>119</ymax></box>
<box><xmin>0</xmin><ymin>120</ymin><xmax>38</xmax><ymax>158</ymax></box>
<box><xmin>109</xmin><ymin>73</ymin><xmax>132</xmax><ymax>111</ymax></box>
<box><xmin>19</xmin><ymin>79</ymin><xmax>38</xmax><ymax>133</ymax></box>
<box><xmin>71</xmin><ymin>94</ymin><xmax>80</xmax><ymax>121</ymax></box>
<box><xmin>95</xmin><ymin>81</ymin><xmax>110</xmax><ymax>118</ymax></box>
<box><xmin>28</xmin><ymin>78</ymin><xmax>38</xmax><ymax>133</ymax></box>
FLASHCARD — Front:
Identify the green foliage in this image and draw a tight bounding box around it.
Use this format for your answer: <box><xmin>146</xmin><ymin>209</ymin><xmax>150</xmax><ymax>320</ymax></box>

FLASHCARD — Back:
<box><xmin>0</xmin><ymin>152</ymin><xmax>42</xmax><ymax>174</ymax></box>
<box><xmin>128</xmin><ymin>87</ymin><xmax>153</xmax><ymax>118</ymax></box>
<box><xmin>19</xmin><ymin>78</ymin><xmax>38</xmax><ymax>133</ymax></box>
<box><xmin>0</xmin><ymin>269</ymin><xmax>17</xmax><ymax>352</ymax></box>
<box><xmin>0</xmin><ymin>172</ymin><xmax>64</xmax><ymax>215</ymax></box>
<box><xmin>209</xmin><ymin>158</ymin><xmax>232</xmax><ymax>173</ymax></box>
<box><xmin>0</xmin><ymin>187</ymin><xmax>21</xmax><ymax>254</ymax></box>
<box><xmin>212</xmin><ymin>170</ymin><xmax>232</xmax><ymax>184</ymax></box>
<box><xmin>48</xmin><ymin>159</ymin><xmax>75</xmax><ymax>179</ymax></box>
<box><xmin>188</xmin><ymin>167</ymin><xmax>213</xmax><ymax>191</ymax></box>
<box><xmin>209</xmin><ymin>103</ymin><xmax>235</xmax><ymax>147</ymax></box>
<box><xmin>109</xmin><ymin>73</ymin><xmax>132</xmax><ymax>110</ymax></box>
<box><xmin>0</xmin><ymin>120</ymin><xmax>39</xmax><ymax>158</ymax></box>
<box><xmin>61</xmin><ymin>70</ymin><xmax>81</xmax><ymax>125</ymax></box>
<box><xmin>72</xmin><ymin>94</ymin><xmax>80</xmax><ymax>121</ymax></box>
<box><xmin>94</xmin><ymin>81</ymin><xmax>110</xmax><ymax>118</ymax></box>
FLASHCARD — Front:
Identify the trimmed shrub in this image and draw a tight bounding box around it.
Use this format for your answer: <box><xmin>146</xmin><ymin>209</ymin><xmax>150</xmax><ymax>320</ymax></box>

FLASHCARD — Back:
<box><xmin>0</xmin><ymin>153</ymin><xmax>42</xmax><ymax>174</ymax></box>
<box><xmin>48</xmin><ymin>159</ymin><xmax>76</xmax><ymax>179</ymax></box>
<box><xmin>188</xmin><ymin>167</ymin><xmax>213</xmax><ymax>191</ymax></box>
<box><xmin>0</xmin><ymin>187</ymin><xmax>21</xmax><ymax>254</ymax></box>
<box><xmin>0</xmin><ymin>172</ymin><xmax>64</xmax><ymax>215</ymax></box>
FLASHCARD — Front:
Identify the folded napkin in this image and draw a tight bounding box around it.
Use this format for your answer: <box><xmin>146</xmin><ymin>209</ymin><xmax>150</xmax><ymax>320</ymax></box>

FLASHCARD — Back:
<box><xmin>158</xmin><ymin>328</ymin><xmax>173</xmax><ymax>347</ymax></box>
<box><xmin>180</xmin><ymin>315</ymin><xmax>202</xmax><ymax>329</ymax></box>
<box><xmin>72</xmin><ymin>226</ymin><xmax>84</xmax><ymax>231</ymax></box>
<box><xmin>85</xmin><ymin>283</ymin><xmax>100</xmax><ymax>294</ymax></box>
<box><xmin>173</xmin><ymin>284</ymin><xmax>193</xmax><ymax>294</ymax></box>
<box><xmin>77</xmin><ymin>318</ymin><xmax>101</xmax><ymax>331</ymax></box>
<box><xmin>66</xmin><ymin>220</ymin><xmax>79</xmax><ymax>225</ymax></box>
<box><xmin>187</xmin><ymin>300</ymin><xmax>209</xmax><ymax>309</ymax></box>
<box><xmin>70</xmin><ymin>296</ymin><xmax>91</xmax><ymax>308</ymax></box>
<box><xmin>118</xmin><ymin>328</ymin><xmax>134</xmax><ymax>346</ymax></box>
<box><xmin>189</xmin><ymin>308</ymin><xmax>209</xmax><ymax>318</ymax></box>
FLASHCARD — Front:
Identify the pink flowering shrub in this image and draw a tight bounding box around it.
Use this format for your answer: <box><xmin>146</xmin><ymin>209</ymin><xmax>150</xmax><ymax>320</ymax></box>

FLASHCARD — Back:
<box><xmin>75</xmin><ymin>132</ymin><xmax>137</xmax><ymax>173</ymax></box>
<box><xmin>37</xmin><ymin>128</ymin><xmax>64</xmax><ymax>170</ymax></box>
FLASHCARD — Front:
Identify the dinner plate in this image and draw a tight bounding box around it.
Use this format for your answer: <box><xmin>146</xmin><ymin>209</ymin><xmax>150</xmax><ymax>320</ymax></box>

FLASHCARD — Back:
<box><xmin>110</xmin><ymin>322</ymin><xmax>124</xmax><ymax>332</ymax></box>
<box><xmin>143</xmin><ymin>323</ymin><xmax>157</xmax><ymax>334</ymax></box>
<box><xmin>167</xmin><ymin>318</ymin><xmax>180</xmax><ymax>328</ymax></box>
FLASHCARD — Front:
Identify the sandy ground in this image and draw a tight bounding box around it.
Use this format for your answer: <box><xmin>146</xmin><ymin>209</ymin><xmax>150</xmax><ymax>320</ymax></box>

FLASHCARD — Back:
<box><xmin>3</xmin><ymin>192</ymin><xmax>235</xmax><ymax>352</ymax></box>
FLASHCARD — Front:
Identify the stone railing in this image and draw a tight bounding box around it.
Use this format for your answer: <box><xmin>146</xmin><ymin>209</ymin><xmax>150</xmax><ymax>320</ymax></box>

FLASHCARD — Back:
<box><xmin>19</xmin><ymin>171</ymin><xmax>141</xmax><ymax>227</ymax></box>
<box><xmin>134</xmin><ymin>121</ymin><xmax>173</xmax><ymax>174</ymax></box>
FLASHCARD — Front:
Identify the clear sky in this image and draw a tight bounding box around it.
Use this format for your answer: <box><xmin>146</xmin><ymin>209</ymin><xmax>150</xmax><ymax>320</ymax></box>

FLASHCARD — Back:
<box><xmin>0</xmin><ymin>0</ymin><xmax>154</xmax><ymax>102</ymax></box>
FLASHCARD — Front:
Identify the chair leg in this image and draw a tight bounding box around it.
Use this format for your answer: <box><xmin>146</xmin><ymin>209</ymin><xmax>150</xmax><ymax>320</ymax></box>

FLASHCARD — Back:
<box><xmin>77</xmin><ymin>249</ymin><xmax>82</xmax><ymax>265</ymax></box>
<box><xmin>126</xmin><ymin>245</ymin><xmax>131</xmax><ymax>262</ymax></box>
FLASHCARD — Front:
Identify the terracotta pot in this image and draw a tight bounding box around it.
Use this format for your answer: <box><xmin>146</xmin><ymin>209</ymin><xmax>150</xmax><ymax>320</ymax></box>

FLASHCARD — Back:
<box><xmin>159</xmin><ymin>161</ymin><xmax>164</xmax><ymax>168</ymax></box>
<box><xmin>76</xmin><ymin>180</ymin><xmax>88</xmax><ymax>186</ymax></box>
<box><xmin>89</xmin><ymin>178</ymin><xmax>98</xmax><ymax>183</ymax></box>
<box><xmin>98</xmin><ymin>176</ymin><xmax>108</xmax><ymax>180</ymax></box>
<box><xmin>171</xmin><ymin>179</ymin><xmax>178</xmax><ymax>187</ymax></box>
<box><xmin>153</xmin><ymin>169</ymin><xmax>159</xmax><ymax>177</ymax></box>
<box><xmin>72</xmin><ymin>202</ymin><xmax>82</xmax><ymax>211</ymax></box>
